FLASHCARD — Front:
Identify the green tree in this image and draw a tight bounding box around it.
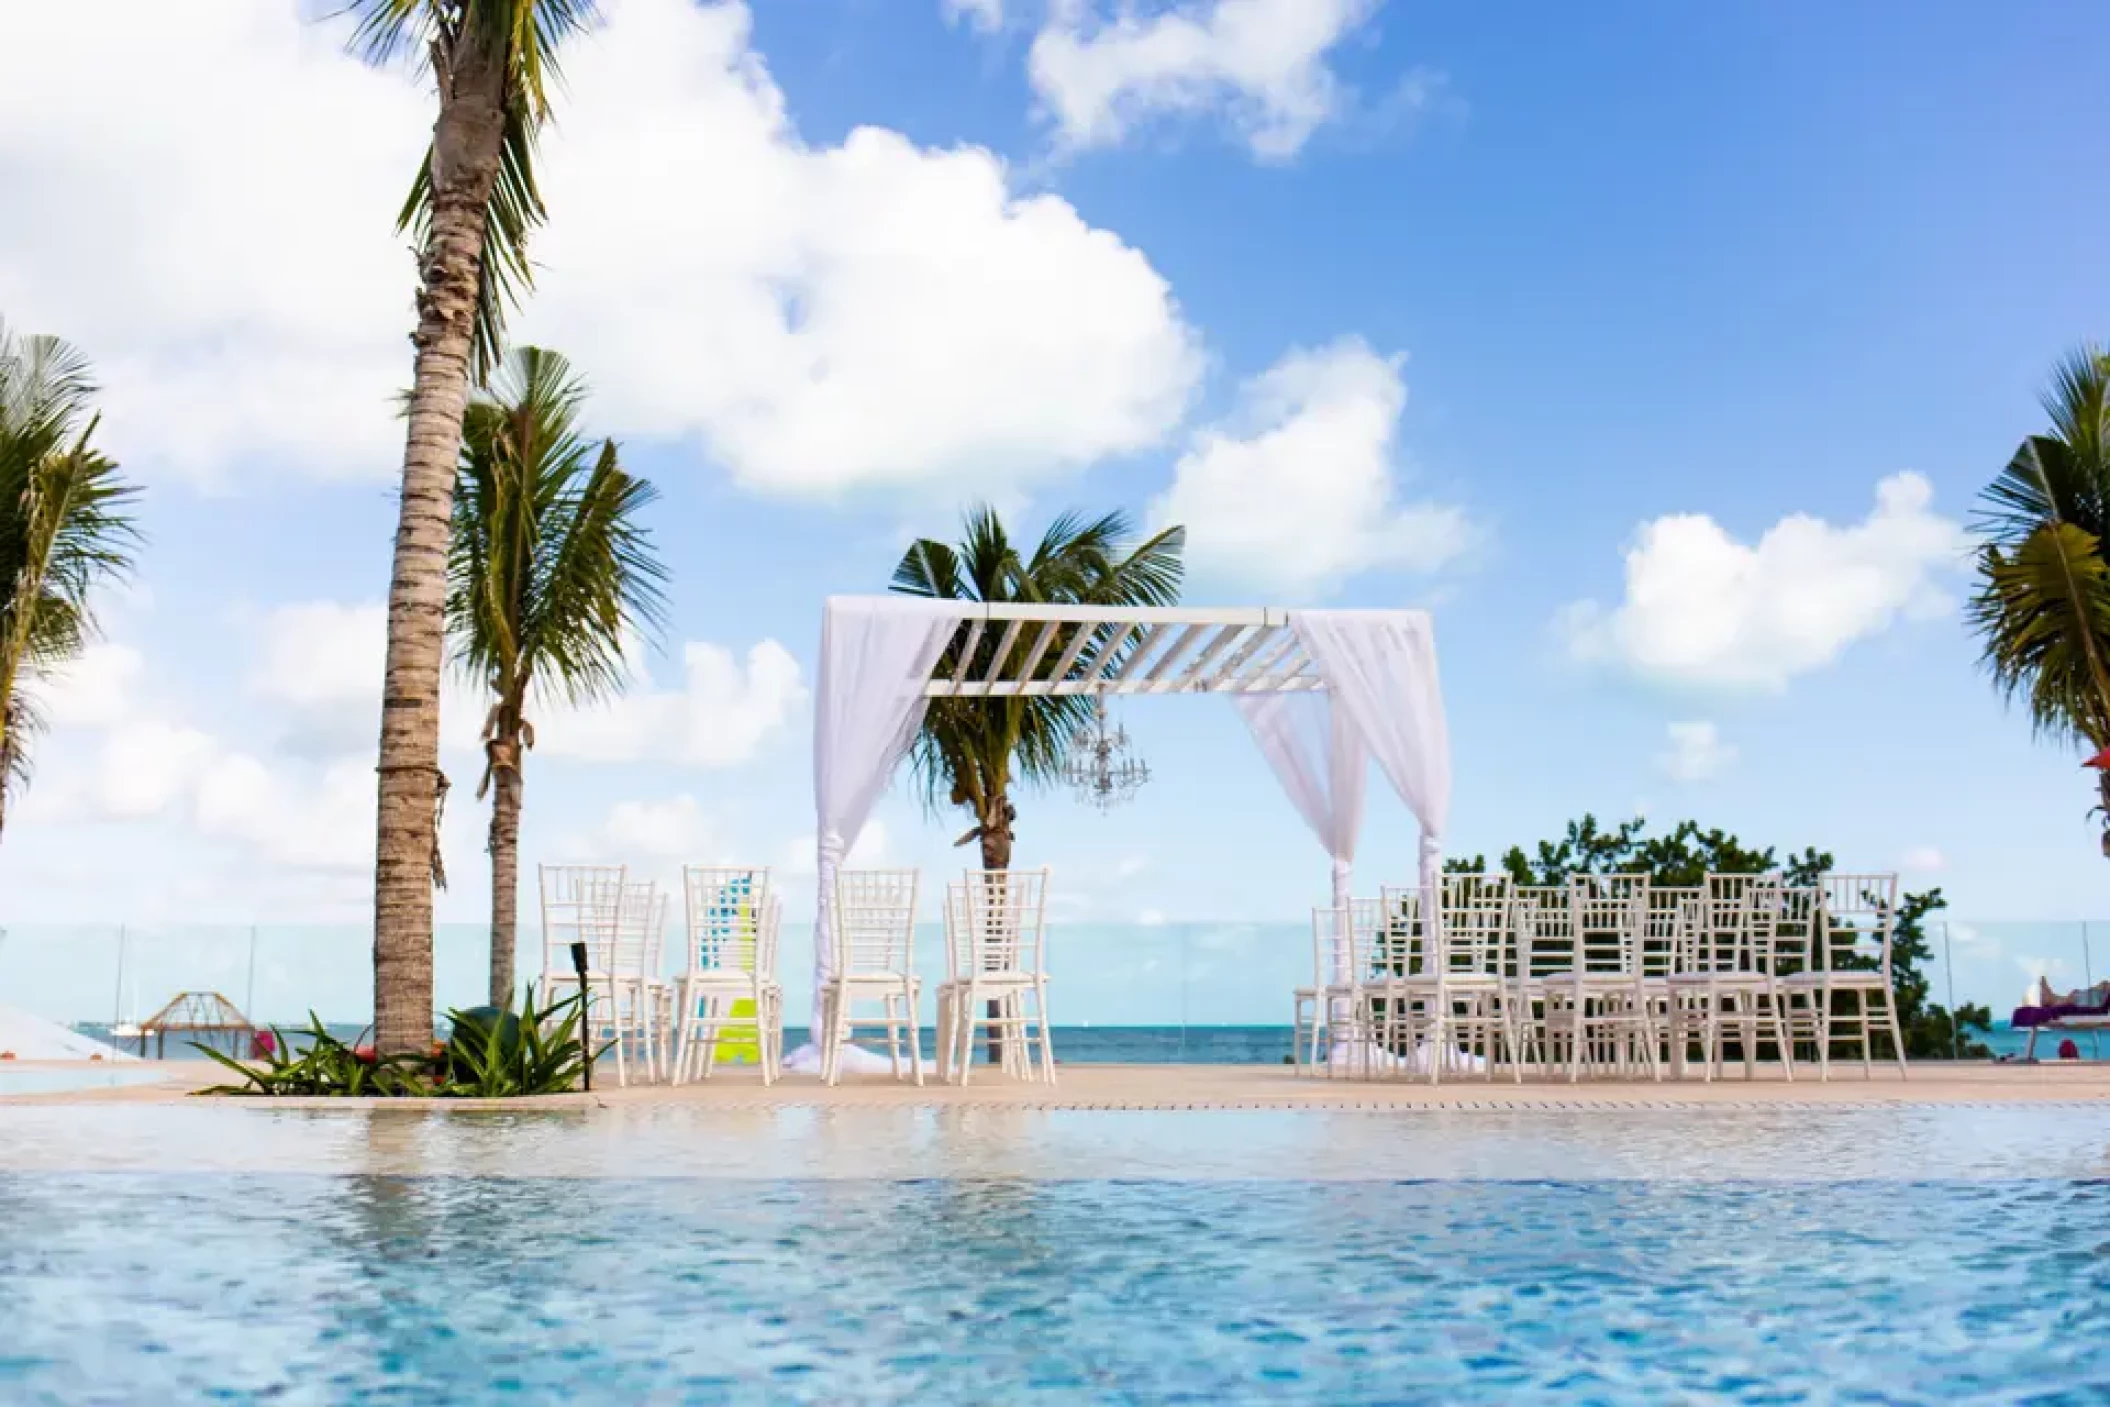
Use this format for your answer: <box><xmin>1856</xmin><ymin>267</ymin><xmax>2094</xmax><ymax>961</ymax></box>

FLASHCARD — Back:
<box><xmin>0</xmin><ymin>322</ymin><xmax>141</xmax><ymax>839</ymax></box>
<box><xmin>892</xmin><ymin>506</ymin><xmax>1184</xmax><ymax>1058</ymax></box>
<box><xmin>1968</xmin><ymin>346</ymin><xmax>2110</xmax><ymax>856</ymax></box>
<box><xmin>346</xmin><ymin>0</ymin><xmax>600</xmax><ymax>1052</ymax></box>
<box><xmin>1449</xmin><ymin>814</ymin><xmax>1989</xmax><ymax>1059</ymax></box>
<box><xmin>448</xmin><ymin>348</ymin><xmax>667</xmax><ymax>1006</ymax></box>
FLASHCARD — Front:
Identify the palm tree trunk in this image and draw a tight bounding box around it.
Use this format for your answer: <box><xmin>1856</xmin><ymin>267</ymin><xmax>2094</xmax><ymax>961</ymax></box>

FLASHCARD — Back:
<box><xmin>487</xmin><ymin>749</ymin><xmax>523</xmax><ymax>1007</ymax></box>
<box><xmin>372</xmin><ymin>43</ymin><xmax>509</xmax><ymax>1055</ymax></box>
<box><xmin>978</xmin><ymin>804</ymin><xmax>1012</xmax><ymax>1068</ymax></box>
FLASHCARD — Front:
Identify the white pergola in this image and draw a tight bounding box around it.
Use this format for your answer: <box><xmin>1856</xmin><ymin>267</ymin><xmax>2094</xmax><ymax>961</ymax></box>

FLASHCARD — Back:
<box><xmin>789</xmin><ymin>595</ymin><xmax>1452</xmax><ymax>1074</ymax></box>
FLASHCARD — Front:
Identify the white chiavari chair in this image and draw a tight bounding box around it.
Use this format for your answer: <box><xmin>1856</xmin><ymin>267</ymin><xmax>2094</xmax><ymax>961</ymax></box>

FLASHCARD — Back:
<box><xmin>671</xmin><ymin>867</ymin><xmax>780</xmax><ymax>1085</ymax></box>
<box><xmin>1781</xmin><ymin>873</ymin><xmax>1908</xmax><ymax>1079</ymax></box>
<box><xmin>1667</xmin><ymin>873</ymin><xmax>1795</xmax><ymax>1082</ymax></box>
<box><xmin>1544</xmin><ymin>876</ymin><xmax>1660</xmax><ymax>1082</ymax></box>
<box><xmin>819</xmin><ymin>868</ymin><xmax>923</xmax><ymax>1085</ymax></box>
<box><xmin>940</xmin><ymin>868</ymin><xmax>1055</xmax><ymax>1086</ymax></box>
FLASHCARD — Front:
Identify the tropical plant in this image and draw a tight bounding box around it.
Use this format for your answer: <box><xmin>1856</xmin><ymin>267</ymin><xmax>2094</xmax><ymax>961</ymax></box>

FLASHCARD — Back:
<box><xmin>448</xmin><ymin>347</ymin><xmax>667</xmax><ymax>1005</ymax></box>
<box><xmin>1967</xmin><ymin>346</ymin><xmax>2110</xmax><ymax>855</ymax></box>
<box><xmin>892</xmin><ymin>506</ymin><xmax>1184</xmax><ymax>1059</ymax></box>
<box><xmin>344</xmin><ymin>0</ymin><xmax>601</xmax><ymax>1054</ymax></box>
<box><xmin>0</xmin><ymin>321</ymin><xmax>141</xmax><ymax>839</ymax></box>
<box><xmin>196</xmin><ymin>987</ymin><xmax>597</xmax><ymax>1097</ymax></box>
<box><xmin>1448</xmin><ymin>814</ymin><xmax>1990</xmax><ymax>1059</ymax></box>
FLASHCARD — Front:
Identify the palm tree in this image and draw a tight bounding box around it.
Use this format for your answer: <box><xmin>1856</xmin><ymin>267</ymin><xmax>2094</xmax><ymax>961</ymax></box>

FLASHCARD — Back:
<box><xmin>0</xmin><ymin>321</ymin><xmax>141</xmax><ymax>839</ymax></box>
<box><xmin>448</xmin><ymin>347</ymin><xmax>667</xmax><ymax>1006</ymax></box>
<box><xmin>1969</xmin><ymin>346</ymin><xmax>2110</xmax><ymax>854</ymax></box>
<box><xmin>346</xmin><ymin>1</ymin><xmax>599</xmax><ymax>1052</ymax></box>
<box><xmin>892</xmin><ymin>506</ymin><xmax>1185</xmax><ymax>1055</ymax></box>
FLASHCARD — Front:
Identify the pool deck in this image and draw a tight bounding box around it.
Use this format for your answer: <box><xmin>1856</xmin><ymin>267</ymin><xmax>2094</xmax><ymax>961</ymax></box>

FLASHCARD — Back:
<box><xmin>4</xmin><ymin>1059</ymin><xmax>2108</xmax><ymax>1110</ymax></box>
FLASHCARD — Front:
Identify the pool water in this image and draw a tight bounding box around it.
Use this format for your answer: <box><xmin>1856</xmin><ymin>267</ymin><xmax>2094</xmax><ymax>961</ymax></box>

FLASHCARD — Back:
<box><xmin>0</xmin><ymin>1107</ymin><xmax>2106</xmax><ymax>1403</ymax></box>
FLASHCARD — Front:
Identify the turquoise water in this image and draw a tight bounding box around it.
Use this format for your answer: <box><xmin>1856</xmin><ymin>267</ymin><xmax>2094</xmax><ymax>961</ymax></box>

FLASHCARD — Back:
<box><xmin>74</xmin><ymin>1019</ymin><xmax>2099</xmax><ymax>1066</ymax></box>
<box><xmin>0</xmin><ymin>1105</ymin><xmax>2106</xmax><ymax>1402</ymax></box>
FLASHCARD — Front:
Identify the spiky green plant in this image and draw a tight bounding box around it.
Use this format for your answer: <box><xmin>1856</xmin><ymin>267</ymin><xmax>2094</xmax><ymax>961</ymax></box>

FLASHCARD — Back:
<box><xmin>0</xmin><ymin>321</ymin><xmax>141</xmax><ymax>839</ymax></box>
<box><xmin>342</xmin><ymin>0</ymin><xmax>602</xmax><ymax>1054</ymax></box>
<box><xmin>1968</xmin><ymin>346</ymin><xmax>2110</xmax><ymax>853</ymax></box>
<box><xmin>448</xmin><ymin>346</ymin><xmax>667</xmax><ymax>1005</ymax></box>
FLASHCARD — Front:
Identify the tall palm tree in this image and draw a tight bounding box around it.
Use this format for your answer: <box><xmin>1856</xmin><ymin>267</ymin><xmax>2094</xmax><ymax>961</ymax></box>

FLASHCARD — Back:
<box><xmin>892</xmin><ymin>507</ymin><xmax>1185</xmax><ymax>1052</ymax></box>
<box><xmin>346</xmin><ymin>1</ymin><xmax>599</xmax><ymax>1052</ymax></box>
<box><xmin>1969</xmin><ymin>346</ymin><xmax>2110</xmax><ymax>854</ymax></box>
<box><xmin>0</xmin><ymin>321</ymin><xmax>141</xmax><ymax>839</ymax></box>
<box><xmin>449</xmin><ymin>347</ymin><xmax>667</xmax><ymax>1006</ymax></box>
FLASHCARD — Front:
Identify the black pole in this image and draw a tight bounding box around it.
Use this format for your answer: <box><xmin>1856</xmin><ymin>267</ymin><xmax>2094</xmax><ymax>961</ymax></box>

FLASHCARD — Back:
<box><xmin>569</xmin><ymin>940</ymin><xmax>592</xmax><ymax>1093</ymax></box>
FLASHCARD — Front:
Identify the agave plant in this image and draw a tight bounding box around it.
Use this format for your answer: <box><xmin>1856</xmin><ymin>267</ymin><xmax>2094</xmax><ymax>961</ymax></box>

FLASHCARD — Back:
<box><xmin>195</xmin><ymin>988</ymin><xmax>599</xmax><ymax>1098</ymax></box>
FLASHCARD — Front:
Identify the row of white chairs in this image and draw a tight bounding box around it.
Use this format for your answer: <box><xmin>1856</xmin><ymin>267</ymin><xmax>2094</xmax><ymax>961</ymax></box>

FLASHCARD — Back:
<box><xmin>534</xmin><ymin>864</ymin><xmax>1057</xmax><ymax>1088</ymax></box>
<box><xmin>1294</xmin><ymin>872</ymin><xmax>1908</xmax><ymax>1084</ymax></box>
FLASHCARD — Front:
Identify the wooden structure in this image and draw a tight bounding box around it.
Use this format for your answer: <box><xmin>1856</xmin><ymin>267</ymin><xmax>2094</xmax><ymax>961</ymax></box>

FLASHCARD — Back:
<box><xmin>136</xmin><ymin>990</ymin><xmax>255</xmax><ymax>1059</ymax></box>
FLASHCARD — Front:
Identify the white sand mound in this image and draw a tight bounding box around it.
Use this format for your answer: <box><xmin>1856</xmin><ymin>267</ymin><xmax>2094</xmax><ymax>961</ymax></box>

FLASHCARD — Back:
<box><xmin>0</xmin><ymin>1005</ymin><xmax>136</xmax><ymax>1061</ymax></box>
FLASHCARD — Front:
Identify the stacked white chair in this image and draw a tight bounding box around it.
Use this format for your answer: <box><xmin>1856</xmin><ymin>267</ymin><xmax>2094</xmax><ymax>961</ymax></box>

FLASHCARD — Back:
<box><xmin>1428</xmin><ymin>874</ymin><xmax>1522</xmax><ymax>1085</ymax></box>
<box><xmin>1782</xmin><ymin>873</ymin><xmax>1909</xmax><ymax>1079</ymax></box>
<box><xmin>819</xmin><ymin>868</ymin><xmax>924</xmax><ymax>1085</ymax></box>
<box><xmin>536</xmin><ymin>863</ymin><xmax>625</xmax><ymax>1013</ymax></box>
<box><xmin>605</xmin><ymin>880</ymin><xmax>667</xmax><ymax>1086</ymax></box>
<box><xmin>536</xmin><ymin>864</ymin><xmax>627</xmax><ymax>1085</ymax></box>
<box><xmin>672</xmin><ymin>867</ymin><xmax>782</xmax><ymax>1085</ymax></box>
<box><xmin>938</xmin><ymin>868</ymin><xmax>1055</xmax><ymax>1085</ymax></box>
<box><xmin>1543</xmin><ymin>876</ymin><xmax>1660</xmax><ymax>1082</ymax></box>
<box><xmin>1666</xmin><ymin>874</ymin><xmax>1794</xmax><ymax>1082</ymax></box>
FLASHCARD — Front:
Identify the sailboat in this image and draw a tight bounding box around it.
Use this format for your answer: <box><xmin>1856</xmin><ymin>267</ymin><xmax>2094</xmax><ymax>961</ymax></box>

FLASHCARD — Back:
<box><xmin>109</xmin><ymin>926</ymin><xmax>141</xmax><ymax>1043</ymax></box>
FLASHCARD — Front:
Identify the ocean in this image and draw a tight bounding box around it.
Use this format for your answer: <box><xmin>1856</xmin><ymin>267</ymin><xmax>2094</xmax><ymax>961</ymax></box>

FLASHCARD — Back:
<box><xmin>63</xmin><ymin>1021</ymin><xmax>2101</xmax><ymax>1065</ymax></box>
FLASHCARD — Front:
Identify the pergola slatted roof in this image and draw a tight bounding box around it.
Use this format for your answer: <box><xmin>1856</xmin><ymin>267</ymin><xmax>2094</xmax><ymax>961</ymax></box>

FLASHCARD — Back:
<box><xmin>923</xmin><ymin>604</ymin><xmax>1324</xmax><ymax>698</ymax></box>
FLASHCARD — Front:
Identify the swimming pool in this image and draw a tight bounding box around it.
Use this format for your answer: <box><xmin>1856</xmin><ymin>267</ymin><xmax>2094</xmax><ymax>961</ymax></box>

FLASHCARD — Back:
<box><xmin>0</xmin><ymin>1106</ymin><xmax>2105</xmax><ymax>1403</ymax></box>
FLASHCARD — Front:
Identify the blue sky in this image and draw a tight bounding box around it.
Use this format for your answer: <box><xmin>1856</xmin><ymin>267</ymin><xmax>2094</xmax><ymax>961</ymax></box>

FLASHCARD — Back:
<box><xmin>3</xmin><ymin>0</ymin><xmax>2110</xmax><ymax>966</ymax></box>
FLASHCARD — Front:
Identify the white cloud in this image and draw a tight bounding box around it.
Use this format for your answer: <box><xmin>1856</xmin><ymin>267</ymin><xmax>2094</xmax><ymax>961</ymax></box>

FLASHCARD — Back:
<box><xmin>1151</xmin><ymin>337</ymin><xmax>1471</xmax><ymax>593</ymax></box>
<box><xmin>534</xmin><ymin>640</ymin><xmax>806</xmax><ymax>768</ymax></box>
<box><xmin>2</xmin><ymin>0</ymin><xmax>1200</xmax><ymax>498</ymax></box>
<box><xmin>1562</xmin><ymin>472</ymin><xmax>1966</xmax><ymax>690</ymax></box>
<box><xmin>1028</xmin><ymin>0</ymin><xmax>1383</xmax><ymax>159</ymax></box>
<box><xmin>779</xmin><ymin>821</ymin><xmax>894</xmax><ymax>878</ymax></box>
<box><xmin>943</xmin><ymin>0</ymin><xmax>1005</xmax><ymax>32</ymax></box>
<box><xmin>91</xmin><ymin>719</ymin><xmax>221</xmax><ymax>818</ymax></box>
<box><xmin>251</xmin><ymin>600</ymin><xmax>385</xmax><ymax>716</ymax></box>
<box><xmin>590</xmin><ymin>795</ymin><xmax>729</xmax><ymax>865</ymax></box>
<box><xmin>1656</xmin><ymin>721</ymin><xmax>1734</xmax><ymax>783</ymax></box>
<box><xmin>31</xmin><ymin>643</ymin><xmax>146</xmax><ymax>729</ymax></box>
<box><xmin>1900</xmin><ymin>845</ymin><xmax>1947</xmax><ymax>874</ymax></box>
<box><xmin>0</xmin><ymin>2</ymin><xmax>421</xmax><ymax>482</ymax></box>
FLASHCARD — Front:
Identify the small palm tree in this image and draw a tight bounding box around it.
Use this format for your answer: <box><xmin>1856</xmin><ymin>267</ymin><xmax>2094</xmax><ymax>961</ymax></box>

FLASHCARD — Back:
<box><xmin>448</xmin><ymin>347</ymin><xmax>667</xmax><ymax>1005</ymax></box>
<box><xmin>1969</xmin><ymin>346</ymin><xmax>2110</xmax><ymax>854</ymax></box>
<box><xmin>345</xmin><ymin>0</ymin><xmax>601</xmax><ymax>1052</ymax></box>
<box><xmin>893</xmin><ymin>506</ymin><xmax>1185</xmax><ymax>869</ymax></box>
<box><xmin>0</xmin><ymin>321</ymin><xmax>141</xmax><ymax>839</ymax></box>
<box><xmin>893</xmin><ymin>507</ymin><xmax>1183</xmax><ymax>1054</ymax></box>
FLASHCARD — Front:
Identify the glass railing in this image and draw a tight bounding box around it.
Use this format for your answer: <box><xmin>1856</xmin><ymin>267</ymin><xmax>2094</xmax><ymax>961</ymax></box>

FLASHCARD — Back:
<box><xmin>1</xmin><ymin>918</ymin><xmax>2099</xmax><ymax>1061</ymax></box>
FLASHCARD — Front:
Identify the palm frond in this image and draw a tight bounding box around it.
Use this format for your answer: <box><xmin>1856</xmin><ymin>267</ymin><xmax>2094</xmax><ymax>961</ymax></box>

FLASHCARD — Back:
<box><xmin>0</xmin><ymin>324</ymin><xmax>142</xmax><ymax>834</ymax></box>
<box><xmin>447</xmin><ymin>345</ymin><xmax>666</xmax><ymax>753</ymax></box>
<box><xmin>891</xmin><ymin>502</ymin><xmax>1187</xmax><ymax>821</ymax></box>
<box><xmin>1969</xmin><ymin>345</ymin><xmax>2110</xmax><ymax>750</ymax></box>
<box><xmin>357</xmin><ymin>1</ymin><xmax>600</xmax><ymax>382</ymax></box>
<box><xmin>1969</xmin><ymin>523</ymin><xmax>2110</xmax><ymax>745</ymax></box>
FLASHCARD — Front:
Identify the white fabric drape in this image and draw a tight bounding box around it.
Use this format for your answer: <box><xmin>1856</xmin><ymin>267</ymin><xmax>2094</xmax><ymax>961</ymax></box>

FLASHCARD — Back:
<box><xmin>1233</xmin><ymin>691</ymin><xmax>1366</xmax><ymax>977</ymax></box>
<box><xmin>793</xmin><ymin>596</ymin><xmax>964</xmax><ymax>1074</ymax></box>
<box><xmin>1290</xmin><ymin>610</ymin><xmax>1452</xmax><ymax>903</ymax></box>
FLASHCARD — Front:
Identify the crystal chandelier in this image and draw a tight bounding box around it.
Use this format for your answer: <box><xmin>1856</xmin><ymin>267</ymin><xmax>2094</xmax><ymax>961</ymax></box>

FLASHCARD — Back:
<box><xmin>1064</xmin><ymin>696</ymin><xmax>1150</xmax><ymax>810</ymax></box>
